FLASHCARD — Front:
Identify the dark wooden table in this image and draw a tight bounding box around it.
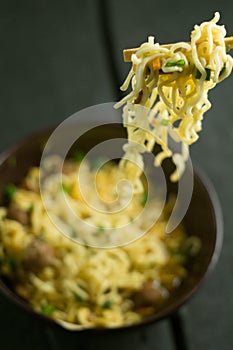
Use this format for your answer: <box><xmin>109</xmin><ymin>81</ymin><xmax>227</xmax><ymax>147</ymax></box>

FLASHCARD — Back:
<box><xmin>0</xmin><ymin>1</ymin><xmax>232</xmax><ymax>349</ymax></box>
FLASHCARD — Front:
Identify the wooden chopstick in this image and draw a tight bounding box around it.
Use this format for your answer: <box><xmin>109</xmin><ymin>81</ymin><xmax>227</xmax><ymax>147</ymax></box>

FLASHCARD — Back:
<box><xmin>123</xmin><ymin>36</ymin><xmax>233</xmax><ymax>62</ymax></box>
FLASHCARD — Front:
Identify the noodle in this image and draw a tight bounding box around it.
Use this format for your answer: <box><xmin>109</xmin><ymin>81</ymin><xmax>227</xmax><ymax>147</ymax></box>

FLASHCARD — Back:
<box><xmin>0</xmin><ymin>159</ymin><xmax>200</xmax><ymax>328</ymax></box>
<box><xmin>115</xmin><ymin>12</ymin><xmax>233</xmax><ymax>189</ymax></box>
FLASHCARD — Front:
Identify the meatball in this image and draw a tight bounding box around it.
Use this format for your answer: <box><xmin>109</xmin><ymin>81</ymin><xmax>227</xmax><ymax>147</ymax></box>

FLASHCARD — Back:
<box><xmin>22</xmin><ymin>238</ymin><xmax>55</xmax><ymax>272</ymax></box>
<box><xmin>7</xmin><ymin>203</ymin><xmax>29</xmax><ymax>225</ymax></box>
<box><xmin>133</xmin><ymin>280</ymin><xmax>167</xmax><ymax>307</ymax></box>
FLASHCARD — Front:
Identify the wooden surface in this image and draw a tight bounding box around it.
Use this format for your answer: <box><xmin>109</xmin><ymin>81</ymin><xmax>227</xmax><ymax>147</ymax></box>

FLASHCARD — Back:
<box><xmin>0</xmin><ymin>1</ymin><xmax>233</xmax><ymax>349</ymax></box>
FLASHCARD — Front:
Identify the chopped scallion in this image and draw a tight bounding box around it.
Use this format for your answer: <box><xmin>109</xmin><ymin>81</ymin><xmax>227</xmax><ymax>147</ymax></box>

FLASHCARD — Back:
<box><xmin>41</xmin><ymin>303</ymin><xmax>56</xmax><ymax>316</ymax></box>
<box><xmin>28</xmin><ymin>203</ymin><xmax>34</xmax><ymax>213</ymax></box>
<box><xmin>160</xmin><ymin>119</ymin><xmax>169</xmax><ymax>126</ymax></box>
<box><xmin>102</xmin><ymin>300</ymin><xmax>113</xmax><ymax>309</ymax></box>
<box><xmin>195</xmin><ymin>68</ymin><xmax>211</xmax><ymax>81</ymax></box>
<box><xmin>5</xmin><ymin>183</ymin><xmax>17</xmax><ymax>201</ymax></box>
<box><xmin>205</xmin><ymin>68</ymin><xmax>211</xmax><ymax>81</ymax></box>
<box><xmin>165</xmin><ymin>59</ymin><xmax>185</xmax><ymax>67</ymax></box>
<box><xmin>140</xmin><ymin>192</ymin><xmax>148</xmax><ymax>206</ymax></box>
<box><xmin>226</xmin><ymin>43</ymin><xmax>231</xmax><ymax>53</ymax></box>
<box><xmin>74</xmin><ymin>293</ymin><xmax>85</xmax><ymax>303</ymax></box>
<box><xmin>97</xmin><ymin>225</ymin><xmax>105</xmax><ymax>233</ymax></box>
<box><xmin>195</xmin><ymin>69</ymin><xmax>201</xmax><ymax>79</ymax></box>
<box><xmin>72</xmin><ymin>150</ymin><xmax>85</xmax><ymax>162</ymax></box>
<box><xmin>62</xmin><ymin>183</ymin><xmax>72</xmax><ymax>195</ymax></box>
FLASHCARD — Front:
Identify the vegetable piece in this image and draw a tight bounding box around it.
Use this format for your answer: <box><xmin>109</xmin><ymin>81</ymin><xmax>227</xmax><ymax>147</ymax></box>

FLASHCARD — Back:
<box><xmin>28</xmin><ymin>203</ymin><xmax>34</xmax><ymax>214</ymax></box>
<box><xmin>140</xmin><ymin>192</ymin><xmax>148</xmax><ymax>206</ymax></box>
<box><xmin>205</xmin><ymin>68</ymin><xmax>211</xmax><ymax>81</ymax></box>
<box><xmin>160</xmin><ymin>119</ymin><xmax>169</xmax><ymax>126</ymax></box>
<box><xmin>152</xmin><ymin>57</ymin><xmax>161</xmax><ymax>70</ymax></box>
<box><xmin>195</xmin><ymin>68</ymin><xmax>211</xmax><ymax>81</ymax></box>
<box><xmin>165</xmin><ymin>59</ymin><xmax>185</xmax><ymax>67</ymax></box>
<box><xmin>5</xmin><ymin>183</ymin><xmax>17</xmax><ymax>201</ymax></box>
<box><xmin>226</xmin><ymin>43</ymin><xmax>231</xmax><ymax>53</ymax></box>
<box><xmin>97</xmin><ymin>225</ymin><xmax>105</xmax><ymax>233</ymax></box>
<box><xmin>74</xmin><ymin>293</ymin><xmax>85</xmax><ymax>303</ymax></box>
<box><xmin>181</xmin><ymin>236</ymin><xmax>201</xmax><ymax>256</ymax></box>
<box><xmin>41</xmin><ymin>303</ymin><xmax>56</xmax><ymax>316</ymax></box>
<box><xmin>72</xmin><ymin>150</ymin><xmax>85</xmax><ymax>162</ymax></box>
<box><xmin>61</xmin><ymin>183</ymin><xmax>72</xmax><ymax>195</ymax></box>
<box><xmin>195</xmin><ymin>69</ymin><xmax>201</xmax><ymax>79</ymax></box>
<box><xmin>102</xmin><ymin>300</ymin><xmax>113</xmax><ymax>309</ymax></box>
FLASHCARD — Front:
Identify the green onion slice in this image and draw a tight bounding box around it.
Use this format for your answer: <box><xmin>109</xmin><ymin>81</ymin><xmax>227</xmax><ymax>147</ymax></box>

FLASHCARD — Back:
<box><xmin>165</xmin><ymin>59</ymin><xmax>185</xmax><ymax>67</ymax></box>
<box><xmin>41</xmin><ymin>303</ymin><xmax>56</xmax><ymax>316</ymax></box>
<box><xmin>195</xmin><ymin>68</ymin><xmax>211</xmax><ymax>81</ymax></box>
<box><xmin>5</xmin><ymin>183</ymin><xmax>17</xmax><ymax>201</ymax></box>
<box><xmin>102</xmin><ymin>300</ymin><xmax>113</xmax><ymax>309</ymax></box>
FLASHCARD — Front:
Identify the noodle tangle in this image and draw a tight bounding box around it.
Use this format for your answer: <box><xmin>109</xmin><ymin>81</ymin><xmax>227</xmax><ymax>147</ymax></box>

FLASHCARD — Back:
<box><xmin>115</xmin><ymin>12</ymin><xmax>233</xmax><ymax>188</ymax></box>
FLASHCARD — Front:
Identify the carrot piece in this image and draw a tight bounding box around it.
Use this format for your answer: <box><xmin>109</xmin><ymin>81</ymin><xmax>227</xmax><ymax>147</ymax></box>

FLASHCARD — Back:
<box><xmin>152</xmin><ymin>57</ymin><xmax>161</xmax><ymax>70</ymax></box>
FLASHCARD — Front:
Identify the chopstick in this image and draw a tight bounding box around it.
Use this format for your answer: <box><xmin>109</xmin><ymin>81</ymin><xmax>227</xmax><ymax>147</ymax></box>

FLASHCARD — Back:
<box><xmin>123</xmin><ymin>36</ymin><xmax>233</xmax><ymax>62</ymax></box>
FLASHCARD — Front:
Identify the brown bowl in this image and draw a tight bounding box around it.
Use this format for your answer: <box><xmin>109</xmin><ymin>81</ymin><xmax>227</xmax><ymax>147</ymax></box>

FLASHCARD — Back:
<box><xmin>0</xmin><ymin>123</ymin><xmax>223</xmax><ymax>331</ymax></box>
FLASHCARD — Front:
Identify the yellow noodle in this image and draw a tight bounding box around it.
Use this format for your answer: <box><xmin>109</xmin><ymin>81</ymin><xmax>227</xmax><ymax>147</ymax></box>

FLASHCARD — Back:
<box><xmin>115</xmin><ymin>12</ymin><xmax>232</xmax><ymax>190</ymax></box>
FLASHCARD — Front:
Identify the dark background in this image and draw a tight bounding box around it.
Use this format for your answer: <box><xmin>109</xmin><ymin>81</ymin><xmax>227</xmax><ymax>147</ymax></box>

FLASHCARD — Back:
<box><xmin>0</xmin><ymin>1</ymin><xmax>233</xmax><ymax>349</ymax></box>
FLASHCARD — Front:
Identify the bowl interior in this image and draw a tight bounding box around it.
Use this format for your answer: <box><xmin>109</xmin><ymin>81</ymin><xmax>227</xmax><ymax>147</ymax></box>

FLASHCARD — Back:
<box><xmin>0</xmin><ymin>124</ymin><xmax>223</xmax><ymax>329</ymax></box>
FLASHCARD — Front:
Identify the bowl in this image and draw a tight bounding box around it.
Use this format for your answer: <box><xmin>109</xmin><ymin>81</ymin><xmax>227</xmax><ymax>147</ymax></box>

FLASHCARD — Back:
<box><xmin>0</xmin><ymin>123</ymin><xmax>223</xmax><ymax>331</ymax></box>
